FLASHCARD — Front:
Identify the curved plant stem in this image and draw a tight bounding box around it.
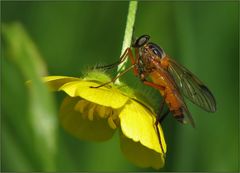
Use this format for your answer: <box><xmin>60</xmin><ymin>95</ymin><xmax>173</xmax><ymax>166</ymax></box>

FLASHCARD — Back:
<box><xmin>117</xmin><ymin>1</ymin><xmax>138</xmax><ymax>75</ymax></box>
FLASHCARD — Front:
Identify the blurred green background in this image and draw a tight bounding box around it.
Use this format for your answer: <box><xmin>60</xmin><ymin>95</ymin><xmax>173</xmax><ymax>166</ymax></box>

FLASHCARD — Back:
<box><xmin>1</xmin><ymin>1</ymin><xmax>239</xmax><ymax>172</ymax></box>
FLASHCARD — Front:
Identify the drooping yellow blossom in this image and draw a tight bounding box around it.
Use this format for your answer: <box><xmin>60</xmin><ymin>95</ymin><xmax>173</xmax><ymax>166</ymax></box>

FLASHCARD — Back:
<box><xmin>42</xmin><ymin>71</ymin><xmax>167</xmax><ymax>169</ymax></box>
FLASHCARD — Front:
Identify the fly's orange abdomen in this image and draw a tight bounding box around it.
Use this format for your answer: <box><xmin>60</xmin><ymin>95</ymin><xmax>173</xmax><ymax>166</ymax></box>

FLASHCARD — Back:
<box><xmin>164</xmin><ymin>88</ymin><xmax>181</xmax><ymax>111</ymax></box>
<box><xmin>150</xmin><ymin>71</ymin><xmax>183</xmax><ymax>116</ymax></box>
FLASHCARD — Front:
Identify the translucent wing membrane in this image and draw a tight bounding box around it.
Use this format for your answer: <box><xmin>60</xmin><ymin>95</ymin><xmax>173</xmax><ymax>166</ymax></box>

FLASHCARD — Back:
<box><xmin>180</xmin><ymin>103</ymin><xmax>196</xmax><ymax>127</ymax></box>
<box><xmin>157</xmin><ymin>68</ymin><xmax>196</xmax><ymax>127</ymax></box>
<box><xmin>167</xmin><ymin>59</ymin><xmax>216</xmax><ymax>113</ymax></box>
<box><xmin>169</xmin><ymin>76</ymin><xmax>195</xmax><ymax>127</ymax></box>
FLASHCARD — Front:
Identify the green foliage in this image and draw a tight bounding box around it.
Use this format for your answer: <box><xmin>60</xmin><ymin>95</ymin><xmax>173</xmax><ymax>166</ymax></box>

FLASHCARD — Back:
<box><xmin>2</xmin><ymin>23</ymin><xmax>58</xmax><ymax>171</ymax></box>
<box><xmin>1</xmin><ymin>1</ymin><xmax>239</xmax><ymax>172</ymax></box>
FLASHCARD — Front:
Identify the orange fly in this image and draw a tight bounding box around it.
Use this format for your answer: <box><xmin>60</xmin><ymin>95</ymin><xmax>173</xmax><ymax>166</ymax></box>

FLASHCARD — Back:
<box><xmin>92</xmin><ymin>35</ymin><xmax>216</xmax><ymax>153</ymax></box>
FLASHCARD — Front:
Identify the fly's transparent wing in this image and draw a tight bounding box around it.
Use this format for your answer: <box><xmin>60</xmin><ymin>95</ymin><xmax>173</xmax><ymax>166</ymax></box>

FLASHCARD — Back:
<box><xmin>174</xmin><ymin>91</ymin><xmax>196</xmax><ymax>127</ymax></box>
<box><xmin>167</xmin><ymin>58</ymin><xmax>216</xmax><ymax>112</ymax></box>
<box><xmin>159</xmin><ymin>68</ymin><xmax>196</xmax><ymax>127</ymax></box>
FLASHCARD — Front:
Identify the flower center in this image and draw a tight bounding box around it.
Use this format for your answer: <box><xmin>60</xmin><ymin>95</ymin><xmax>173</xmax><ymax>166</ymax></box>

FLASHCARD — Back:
<box><xmin>74</xmin><ymin>98</ymin><xmax>119</xmax><ymax>129</ymax></box>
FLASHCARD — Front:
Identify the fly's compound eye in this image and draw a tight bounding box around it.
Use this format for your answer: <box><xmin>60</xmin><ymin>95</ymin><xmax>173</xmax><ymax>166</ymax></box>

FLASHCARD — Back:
<box><xmin>148</xmin><ymin>42</ymin><xmax>165</xmax><ymax>58</ymax></box>
<box><xmin>133</xmin><ymin>35</ymin><xmax>150</xmax><ymax>48</ymax></box>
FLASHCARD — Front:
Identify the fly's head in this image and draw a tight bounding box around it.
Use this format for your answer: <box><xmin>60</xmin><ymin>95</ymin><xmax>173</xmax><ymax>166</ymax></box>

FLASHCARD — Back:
<box><xmin>132</xmin><ymin>35</ymin><xmax>166</xmax><ymax>60</ymax></box>
<box><xmin>132</xmin><ymin>35</ymin><xmax>166</xmax><ymax>73</ymax></box>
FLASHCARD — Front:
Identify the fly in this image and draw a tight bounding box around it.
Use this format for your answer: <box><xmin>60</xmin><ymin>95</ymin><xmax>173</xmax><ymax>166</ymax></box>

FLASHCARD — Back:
<box><xmin>91</xmin><ymin>35</ymin><xmax>217</xmax><ymax>153</ymax></box>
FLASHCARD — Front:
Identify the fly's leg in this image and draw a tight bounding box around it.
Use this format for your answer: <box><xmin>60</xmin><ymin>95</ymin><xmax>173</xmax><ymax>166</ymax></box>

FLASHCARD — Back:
<box><xmin>142</xmin><ymin>80</ymin><xmax>166</xmax><ymax>90</ymax></box>
<box><xmin>142</xmin><ymin>77</ymin><xmax>170</xmax><ymax>154</ymax></box>
<box><xmin>94</xmin><ymin>48</ymin><xmax>132</xmax><ymax>70</ymax></box>
<box><xmin>141</xmin><ymin>77</ymin><xmax>168</xmax><ymax>154</ymax></box>
<box><xmin>154</xmin><ymin>98</ymin><xmax>166</xmax><ymax>155</ymax></box>
<box><xmin>141</xmin><ymin>76</ymin><xmax>168</xmax><ymax>154</ymax></box>
<box><xmin>155</xmin><ymin>104</ymin><xmax>170</xmax><ymax>155</ymax></box>
<box><xmin>141</xmin><ymin>78</ymin><xmax>170</xmax><ymax>123</ymax></box>
<box><xmin>90</xmin><ymin>47</ymin><xmax>138</xmax><ymax>88</ymax></box>
<box><xmin>140</xmin><ymin>77</ymin><xmax>168</xmax><ymax>121</ymax></box>
<box><xmin>90</xmin><ymin>64</ymin><xmax>134</xmax><ymax>88</ymax></box>
<box><xmin>158</xmin><ymin>109</ymin><xmax>170</xmax><ymax>123</ymax></box>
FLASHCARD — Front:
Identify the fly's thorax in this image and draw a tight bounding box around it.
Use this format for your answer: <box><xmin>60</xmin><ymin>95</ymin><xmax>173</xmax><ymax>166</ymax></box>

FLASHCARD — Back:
<box><xmin>136</xmin><ymin>47</ymin><xmax>151</xmax><ymax>78</ymax></box>
<box><xmin>160</xmin><ymin>56</ymin><xmax>170</xmax><ymax>69</ymax></box>
<box><xmin>149</xmin><ymin>70</ymin><xmax>168</xmax><ymax>88</ymax></box>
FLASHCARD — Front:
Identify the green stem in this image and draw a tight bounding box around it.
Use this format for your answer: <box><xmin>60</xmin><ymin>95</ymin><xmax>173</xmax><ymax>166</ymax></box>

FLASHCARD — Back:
<box><xmin>117</xmin><ymin>1</ymin><xmax>138</xmax><ymax>74</ymax></box>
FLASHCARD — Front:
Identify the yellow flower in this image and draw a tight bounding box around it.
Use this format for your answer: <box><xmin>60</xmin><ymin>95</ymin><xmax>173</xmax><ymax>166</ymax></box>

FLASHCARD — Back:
<box><xmin>43</xmin><ymin>71</ymin><xmax>167</xmax><ymax>169</ymax></box>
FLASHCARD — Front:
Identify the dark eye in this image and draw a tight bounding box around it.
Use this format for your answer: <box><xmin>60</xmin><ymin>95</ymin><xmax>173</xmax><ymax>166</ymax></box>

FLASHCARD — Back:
<box><xmin>148</xmin><ymin>42</ymin><xmax>165</xmax><ymax>58</ymax></box>
<box><xmin>133</xmin><ymin>35</ymin><xmax>150</xmax><ymax>48</ymax></box>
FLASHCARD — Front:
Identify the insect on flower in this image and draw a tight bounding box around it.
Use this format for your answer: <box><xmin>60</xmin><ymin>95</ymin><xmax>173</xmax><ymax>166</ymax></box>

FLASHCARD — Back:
<box><xmin>92</xmin><ymin>35</ymin><xmax>216</xmax><ymax>153</ymax></box>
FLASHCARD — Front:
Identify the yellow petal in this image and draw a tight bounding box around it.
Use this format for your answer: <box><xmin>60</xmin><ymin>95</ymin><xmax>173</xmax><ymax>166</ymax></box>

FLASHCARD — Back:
<box><xmin>59</xmin><ymin>81</ymin><xmax>129</xmax><ymax>109</ymax></box>
<box><xmin>60</xmin><ymin>96</ymin><xmax>116</xmax><ymax>141</ymax></box>
<box><xmin>119</xmin><ymin>100</ymin><xmax>166</xmax><ymax>169</ymax></box>
<box><xmin>120</xmin><ymin>132</ymin><xmax>165</xmax><ymax>169</ymax></box>
<box><xmin>42</xmin><ymin>76</ymin><xmax>80</xmax><ymax>91</ymax></box>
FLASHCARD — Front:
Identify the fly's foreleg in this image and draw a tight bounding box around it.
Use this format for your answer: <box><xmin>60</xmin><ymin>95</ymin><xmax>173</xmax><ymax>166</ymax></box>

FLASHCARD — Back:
<box><xmin>90</xmin><ymin>65</ymin><xmax>134</xmax><ymax>88</ymax></box>
<box><xmin>90</xmin><ymin>48</ymin><xmax>137</xmax><ymax>88</ymax></box>
<box><xmin>94</xmin><ymin>48</ymin><xmax>131</xmax><ymax>70</ymax></box>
